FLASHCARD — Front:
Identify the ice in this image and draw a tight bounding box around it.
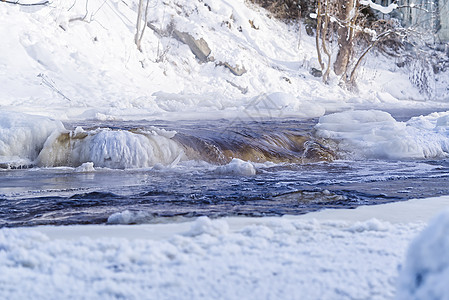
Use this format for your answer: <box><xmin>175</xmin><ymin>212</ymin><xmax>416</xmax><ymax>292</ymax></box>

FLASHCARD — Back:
<box><xmin>0</xmin><ymin>111</ymin><xmax>185</xmax><ymax>169</ymax></box>
<box><xmin>214</xmin><ymin>158</ymin><xmax>256</xmax><ymax>176</ymax></box>
<box><xmin>107</xmin><ymin>210</ymin><xmax>151</xmax><ymax>225</ymax></box>
<box><xmin>74</xmin><ymin>162</ymin><xmax>95</xmax><ymax>172</ymax></box>
<box><xmin>0</xmin><ymin>111</ymin><xmax>64</xmax><ymax>166</ymax></box>
<box><xmin>315</xmin><ymin>110</ymin><xmax>449</xmax><ymax>159</ymax></box>
<box><xmin>38</xmin><ymin>128</ymin><xmax>186</xmax><ymax>169</ymax></box>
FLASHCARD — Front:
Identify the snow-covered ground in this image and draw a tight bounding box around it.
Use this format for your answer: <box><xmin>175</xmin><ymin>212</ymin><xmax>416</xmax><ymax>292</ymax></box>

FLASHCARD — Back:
<box><xmin>2</xmin><ymin>0</ymin><xmax>449</xmax><ymax>298</ymax></box>
<box><xmin>0</xmin><ymin>196</ymin><xmax>448</xmax><ymax>299</ymax></box>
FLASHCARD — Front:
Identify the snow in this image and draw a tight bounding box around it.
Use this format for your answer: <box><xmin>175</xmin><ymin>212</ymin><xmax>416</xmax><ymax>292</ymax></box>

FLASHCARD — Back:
<box><xmin>1</xmin><ymin>196</ymin><xmax>449</xmax><ymax>299</ymax></box>
<box><xmin>1</xmin><ymin>0</ymin><xmax>448</xmax><ymax>122</ymax></box>
<box><xmin>360</xmin><ymin>0</ymin><xmax>398</xmax><ymax>14</ymax></box>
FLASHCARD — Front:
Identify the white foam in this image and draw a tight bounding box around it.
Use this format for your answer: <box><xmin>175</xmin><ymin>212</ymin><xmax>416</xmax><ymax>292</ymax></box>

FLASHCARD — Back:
<box><xmin>0</xmin><ymin>111</ymin><xmax>64</xmax><ymax>166</ymax></box>
<box><xmin>315</xmin><ymin>110</ymin><xmax>449</xmax><ymax>159</ymax></box>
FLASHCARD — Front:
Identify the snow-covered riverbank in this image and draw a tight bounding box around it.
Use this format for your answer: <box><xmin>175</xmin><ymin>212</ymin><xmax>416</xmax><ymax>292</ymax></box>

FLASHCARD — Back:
<box><xmin>1</xmin><ymin>0</ymin><xmax>449</xmax><ymax>121</ymax></box>
<box><xmin>0</xmin><ymin>196</ymin><xmax>448</xmax><ymax>299</ymax></box>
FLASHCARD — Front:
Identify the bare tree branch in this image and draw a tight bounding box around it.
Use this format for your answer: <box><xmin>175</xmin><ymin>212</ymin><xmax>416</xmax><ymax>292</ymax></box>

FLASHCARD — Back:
<box><xmin>2</xmin><ymin>0</ymin><xmax>49</xmax><ymax>6</ymax></box>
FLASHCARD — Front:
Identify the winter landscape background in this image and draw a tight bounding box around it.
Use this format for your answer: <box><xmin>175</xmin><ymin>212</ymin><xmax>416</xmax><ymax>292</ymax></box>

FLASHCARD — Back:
<box><xmin>2</xmin><ymin>0</ymin><xmax>449</xmax><ymax>298</ymax></box>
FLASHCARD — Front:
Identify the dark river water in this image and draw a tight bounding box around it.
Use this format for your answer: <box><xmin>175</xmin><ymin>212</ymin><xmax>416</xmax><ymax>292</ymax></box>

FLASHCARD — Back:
<box><xmin>1</xmin><ymin>116</ymin><xmax>449</xmax><ymax>227</ymax></box>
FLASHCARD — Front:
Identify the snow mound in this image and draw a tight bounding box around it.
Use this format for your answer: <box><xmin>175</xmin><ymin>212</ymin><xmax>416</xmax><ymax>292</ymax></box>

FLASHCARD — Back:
<box><xmin>0</xmin><ymin>217</ymin><xmax>424</xmax><ymax>299</ymax></box>
<box><xmin>185</xmin><ymin>216</ymin><xmax>229</xmax><ymax>237</ymax></box>
<box><xmin>214</xmin><ymin>158</ymin><xmax>256</xmax><ymax>176</ymax></box>
<box><xmin>315</xmin><ymin>110</ymin><xmax>449</xmax><ymax>159</ymax></box>
<box><xmin>0</xmin><ymin>111</ymin><xmax>64</xmax><ymax>167</ymax></box>
<box><xmin>397</xmin><ymin>209</ymin><xmax>449</xmax><ymax>300</ymax></box>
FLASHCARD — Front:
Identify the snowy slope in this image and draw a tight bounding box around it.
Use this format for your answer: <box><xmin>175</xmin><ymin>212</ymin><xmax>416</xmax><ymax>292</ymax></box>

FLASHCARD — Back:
<box><xmin>1</xmin><ymin>0</ymin><xmax>448</xmax><ymax>121</ymax></box>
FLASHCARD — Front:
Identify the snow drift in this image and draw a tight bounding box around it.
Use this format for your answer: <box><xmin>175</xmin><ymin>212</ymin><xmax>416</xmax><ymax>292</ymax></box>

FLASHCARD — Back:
<box><xmin>0</xmin><ymin>215</ymin><xmax>424</xmax><ymax>299</ymax></box>
<box><xmin>397</xmin><ymin>209</ymin><xmax>449</xmax><ymax>300</ymax></box>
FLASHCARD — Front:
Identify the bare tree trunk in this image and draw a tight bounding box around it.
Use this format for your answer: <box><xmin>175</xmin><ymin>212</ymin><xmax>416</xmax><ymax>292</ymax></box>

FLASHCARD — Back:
<box><xmin>135</xmin><ymin>0</ymin><xmax>144</xmax><ymax>51</ymax></box>
<box><xmin>321</xmin><ymin>0</ymin><xmax>332</xmax><ymax>83</ymax></box>
<box><xmin>333</xmin><ymin>0</ymin><xmax>357</xmax><ymax>77</ymax></box>
<box><xmin>315</xmin><ymin>0</ymin><xmax>325</xmax><ymax>71</ymax></box>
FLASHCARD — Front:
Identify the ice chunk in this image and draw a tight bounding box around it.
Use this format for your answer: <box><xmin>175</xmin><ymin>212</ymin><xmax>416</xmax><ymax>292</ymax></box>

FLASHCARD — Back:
<box><xmin>214</xmin><ymin>158</ymin><xmax>256</xmax><ymax>176</ymax></box>
<box><xmin>74</xmin><ymin>162</ymin><xmax>95</xmax><ymax>172</ymax></box>
<box><xmin>0</xmin><ymin>111</ymin><xmax>64</xmax><ymax>166</ymax></box>
<box><xmin>38</xmin><ymin>128</ymin><xmax>185</xmax><ymax>169</ymax></box>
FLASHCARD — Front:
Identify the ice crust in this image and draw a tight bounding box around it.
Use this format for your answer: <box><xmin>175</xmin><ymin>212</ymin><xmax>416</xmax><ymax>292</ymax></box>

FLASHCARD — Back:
<box><xmin>316</xmin><ymin>110</ymin><xmax>449</xmax><ymax>159</ymax></box>
<box><xmin>0</xmin><ymin>111</ymin><xmax>185</xmax><ymax>169</ymax></box>
<box><xmin>0</xmin><ymin>111</ymin><xmax>64</xmax><ymax>166</ymax></box>
<box><xmin>39</xmin><ymin>128</ymin><xmax>185</xmax><ymax>169</ymax></box>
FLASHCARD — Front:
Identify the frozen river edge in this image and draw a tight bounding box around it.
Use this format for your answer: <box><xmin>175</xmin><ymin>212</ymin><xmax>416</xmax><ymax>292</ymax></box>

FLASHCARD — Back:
<box><xmin>31</xmin><ymin>195</ymin><xmax>449</xmax><ymax>240</ymax></box>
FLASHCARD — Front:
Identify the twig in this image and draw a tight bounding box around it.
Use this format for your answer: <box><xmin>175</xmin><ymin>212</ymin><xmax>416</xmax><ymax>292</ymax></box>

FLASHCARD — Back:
<box><xmin>38</xmin><ymin>73</ymin><xmax>72</xmax><ymax>102</ymax></box>
<box><xmin>2</xmin><ymin>0</ymin><xmax>49</xmax><ymax>6</ymax></box>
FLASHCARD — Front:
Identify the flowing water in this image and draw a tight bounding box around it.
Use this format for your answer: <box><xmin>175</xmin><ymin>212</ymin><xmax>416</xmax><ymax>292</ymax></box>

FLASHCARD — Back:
<box><xmin>1</xmin><ymin>116</ymin><xmax>449</xmax><ymax>227</ymax></box>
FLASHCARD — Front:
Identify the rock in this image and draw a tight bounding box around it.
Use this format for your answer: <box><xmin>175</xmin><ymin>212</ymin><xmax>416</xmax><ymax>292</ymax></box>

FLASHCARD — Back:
<box><xmin>148</xmin><ymin>22</ymin><xmax>247</xmax><ymax>76</ymax></box>
<box><xmin>305</xmin><ymin>24</ymin><xmax>314</xmax><ymax>36</ymax></box>
<box><xmin>173</xmin><ymin>30</ymin><xmax>211</xmax><ymax>63</ymax></box>
<box><xmin>218</xmin><ymin>62</ymin><xmax>247</xmax><ymax>76</ymax></box>
<box><xmin>310</xmin><ymin>67</ymin><xmax>322</xmax><ymax>78</ymax></box>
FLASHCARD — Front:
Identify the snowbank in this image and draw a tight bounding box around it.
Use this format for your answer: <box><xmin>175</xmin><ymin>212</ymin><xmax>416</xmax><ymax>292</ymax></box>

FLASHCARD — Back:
<box><xmin>2</xmin><ymin>196</ymin><xmax>449</xmax><ymax>299</ymax></box>
<box><xmin>0</xmin><ymin>214</ymin><xmax>423</xmax><ymax>299</ymax></box>
<box><xmin>315</xmin><ymin>110</ymin><xmax>449</xmax><ymax>159</ymax></box>
<box><xmin>397</xmin><ymin>209</ymin><xmax>449</xmax><ymax>300</ymax></box>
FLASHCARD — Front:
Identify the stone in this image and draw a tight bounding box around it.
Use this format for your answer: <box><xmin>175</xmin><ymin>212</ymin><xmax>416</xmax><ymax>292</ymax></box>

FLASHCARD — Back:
<box><xmin>218</xmin><ymin>62</ymin><xmax>247</xmax><ymax>76</ymax></box>
<box><xmin>173</xmin><ymin>30</ymin><xmax>211</xmax><ymax>63</ymax></box>
<box><xmin>310</xmin><ymin>67</ymin><xmax>322</xmax><ymax>78</ymax></box>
